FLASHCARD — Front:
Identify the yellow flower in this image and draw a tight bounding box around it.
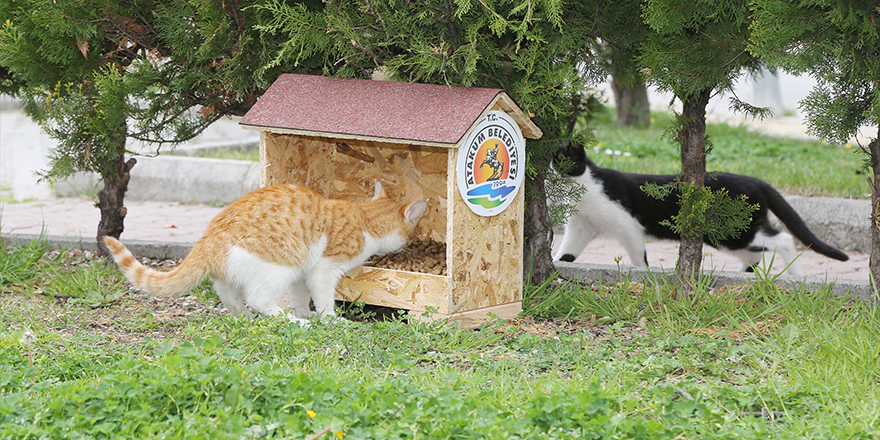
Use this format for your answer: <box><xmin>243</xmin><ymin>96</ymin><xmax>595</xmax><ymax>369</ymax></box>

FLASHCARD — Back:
<box><xmin>335</xmin><ymin>430</ymin><xmax>344</xmax><ymax>439</ymax></box>
<box><xmin>846</xmin><ymin>144</ymin><xmax>853</xmax><ymax>149</ymax></box>
<box><xmin>306</xmin><ymin>410</ymin><xmax>317</xmax><ymax>419</ymax></box>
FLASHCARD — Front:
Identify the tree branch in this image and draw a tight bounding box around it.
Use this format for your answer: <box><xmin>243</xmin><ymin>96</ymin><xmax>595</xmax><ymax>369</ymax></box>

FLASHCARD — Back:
<box><xmin>422</xmin><ymin>0</ymin><xmax>461</xmax><ymax>46</ymax></box>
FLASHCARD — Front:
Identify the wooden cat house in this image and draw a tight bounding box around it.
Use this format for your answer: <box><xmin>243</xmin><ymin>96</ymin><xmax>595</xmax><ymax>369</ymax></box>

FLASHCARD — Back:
<box><xmin>239</xmin><ymin>74</ymin><xmax>542</xmax><ymax>326</ymax></box>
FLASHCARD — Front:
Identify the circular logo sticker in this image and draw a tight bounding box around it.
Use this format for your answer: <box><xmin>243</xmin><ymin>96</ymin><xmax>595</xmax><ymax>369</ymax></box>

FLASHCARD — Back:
<box><xmin>456</xmin><ymin>110</ymin><xmax>525</xmax><ymax>216</ymax></box>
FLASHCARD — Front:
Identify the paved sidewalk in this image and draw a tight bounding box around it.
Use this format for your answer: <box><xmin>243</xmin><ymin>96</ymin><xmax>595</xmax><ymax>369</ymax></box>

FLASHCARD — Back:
<box><xmin>555</xmin><ymin>237</ymin><xmax>870</xmax><ymax>282</ymax></box>
<box><xmin>1</xmin><ymin>198</ymin><xmax>223</xmax><ymax>244</ymax></box>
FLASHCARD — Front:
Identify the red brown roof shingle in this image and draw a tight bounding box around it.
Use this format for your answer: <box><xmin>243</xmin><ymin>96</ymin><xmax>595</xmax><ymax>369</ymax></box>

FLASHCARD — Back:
<box><xmin>239</xmin><ymin>74</ymin><xmax>507</xmax><ymax>145</ymax></box>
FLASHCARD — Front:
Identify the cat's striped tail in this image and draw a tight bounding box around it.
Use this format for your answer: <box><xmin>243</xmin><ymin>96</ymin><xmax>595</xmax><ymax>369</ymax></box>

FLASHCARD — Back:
<box><xmin>104</xmin><ymin>236</ymin><xmax>209</xmax><ymax>297</ymax></box>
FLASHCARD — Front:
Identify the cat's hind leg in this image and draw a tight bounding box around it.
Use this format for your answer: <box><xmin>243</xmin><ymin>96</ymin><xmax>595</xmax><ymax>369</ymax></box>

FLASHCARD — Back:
<box><xmin>767</xmin><ymin>232</ymin><xmax>800</xmax><ymax>276</ymax></box>
<box><xmin>212</xmin><ymin>278</ymin><xmax>253</xmax><ymax>319</ymax></box>
<box><xmin>734</xmin><ymin>231</ymin><xmax>801</xmax><ymax>276</ymax></box>
<box><xmin>240</xmin><ymin>275</ymin><xmax>297</xmax><ymax>317</ymax></box>
<box><xmin>614</xmin><ymin>229</ymin><xmax>649</xmax><ymax>268</ymax></box>
<box><xmin>226</xmin><ymin>247</ymin><xmax>298</xmax><ymax>318</ymax></box>
<box><xmin>554</xmin><ymin>215</ymin><xmax>597</xmax><ymax>262</ymax></box>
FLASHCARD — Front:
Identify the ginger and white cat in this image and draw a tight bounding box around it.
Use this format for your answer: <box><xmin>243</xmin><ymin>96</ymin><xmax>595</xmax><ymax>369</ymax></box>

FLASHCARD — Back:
<box><xmin>105</xmin><ymin>182</ymin><xmax>426</xmax><ymax>321</ymax></box>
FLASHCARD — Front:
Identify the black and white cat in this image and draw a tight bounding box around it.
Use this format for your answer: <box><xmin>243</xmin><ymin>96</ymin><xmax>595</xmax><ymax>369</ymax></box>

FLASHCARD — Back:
<box><xmin>552</xmin><ymin>143</ymin><xmax>849</xmax><ymax>275</ymax></box>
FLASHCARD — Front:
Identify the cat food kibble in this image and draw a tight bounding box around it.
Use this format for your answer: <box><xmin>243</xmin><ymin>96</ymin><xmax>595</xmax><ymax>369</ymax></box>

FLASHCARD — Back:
<box><xmin>369</xmin><ymin>238</ymin><xmax>447</xmax><ymax>275</ymax></box>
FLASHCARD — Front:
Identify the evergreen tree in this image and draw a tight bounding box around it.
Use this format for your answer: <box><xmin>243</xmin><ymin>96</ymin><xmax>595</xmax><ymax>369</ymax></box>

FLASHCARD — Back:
<box><xmin>255</xmin><ymin>0</ymin><xmax>597</xmax><ymax>281</ymax></box>
<box><xmin>750</xmin><ymin>1</ymin><xmax>880</xmax><ymax>288</ymax></box>
<box><xmin>638</xmin><ymin>0</ymin><xmax>765</xmax><ymax>288</ymax></box>
<box><xmin>590</xmin><ymin>1</ymin><xmax>652</xmax><ymax>128</ymax></box>
<box><xmin>0</xmin><ymin>0</ymin><xmax>303</xmax><ymax>254</ymax></box>
<box><xmin>611</xmin><ymin>67</ymin><xmax>651</xmax><ymax>128</ymax></box>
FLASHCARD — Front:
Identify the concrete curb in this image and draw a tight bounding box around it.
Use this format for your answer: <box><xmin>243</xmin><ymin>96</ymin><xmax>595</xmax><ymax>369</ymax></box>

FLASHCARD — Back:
<box><xmin>784</xmin><ymin>196</ymin><xmax>871</xmax><ymax>253</ymax></box>
<box><xmin>554</xmin><ymin>261</ymin><xmax>875</xmax><ymax>303</ymax></box>
<box><xmin>55</xmin><ymin>155</ymin><xmax>261</xmax><ymax>206</ymax></box>
<box><xmin>0</xmin><ymin>96</ymin><xmax>22</xmax><ymax>111</ymax></box>
<box><xmin>1</xmin><ymin>233</ymin><xmax>193</xmax><ymax>261</ymax></box>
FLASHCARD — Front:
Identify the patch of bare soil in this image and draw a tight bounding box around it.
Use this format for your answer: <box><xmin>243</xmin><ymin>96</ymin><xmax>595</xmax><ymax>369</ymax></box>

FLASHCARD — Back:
<box><xmin>3</xmin><ymin>289</ymin><xmax>220</xmax><ymax>347</ymax></box>
<box><xmin>2</xmin><ymin>250</ymin><xmax>223</xmax><ymax>345</ymax></box>
<box><xmin>3</xmin><ymin>250</ymin><xmax>790</xmax><ymax>347</ymax></box>
<box><xmin>508</xmin><ymin>314</ymin><xmax>649</xmax><ymax>340</ymax></box>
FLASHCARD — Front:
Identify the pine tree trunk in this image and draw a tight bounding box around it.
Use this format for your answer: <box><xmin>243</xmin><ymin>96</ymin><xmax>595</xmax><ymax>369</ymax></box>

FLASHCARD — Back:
<box><xmin>676</xmin><ymin>89</ymin><xmax>711</xmax><ymax>295</ymax></box>
<box><xmin>611</xmin><ymin>77</ymin><xmax>650</xmax><ymax>128</ymax></box>
<box><xmin>523</xmin><ymin>169</ymin><xmax>555</xmax><ymax>284</ymax></box>
<box><xmin>96</xmin><ymin>151</ymin><xmax>136</xmax><ymax>256</ymax></box>
<box><xmin>869</xmin><ymin>135</ymin><xmax>880</xmax><ymax>296</ymax></box>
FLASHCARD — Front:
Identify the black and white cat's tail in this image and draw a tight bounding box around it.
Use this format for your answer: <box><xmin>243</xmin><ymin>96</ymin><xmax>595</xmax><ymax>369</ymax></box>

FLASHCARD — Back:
<box><xmin>764</xmin><ymin>189</ymin><xmax>849</xmax><ymax>261</ymax></box>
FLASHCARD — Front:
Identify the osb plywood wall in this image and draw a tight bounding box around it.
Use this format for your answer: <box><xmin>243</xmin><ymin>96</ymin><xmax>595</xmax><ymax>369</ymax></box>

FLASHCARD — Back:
<box><xmin>260</xmin><ymin>132</ymin><xmax>447</xmax><ymax>242</ymax></box>
<box><xmin>336</xmin><ymin>267</ymin><xmax>450</xmax><ymax>313</ymax></box>
<box><xmin>448</xmin><ymin>146</ymin><xmax>524</xmax><ymax>312</ymax></box>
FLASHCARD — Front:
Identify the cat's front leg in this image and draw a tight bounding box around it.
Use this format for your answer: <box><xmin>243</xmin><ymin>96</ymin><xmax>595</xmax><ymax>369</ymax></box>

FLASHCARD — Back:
<box><xmin>554</xmin><ymin>215</ymin><xmax>597</xmax><ymax>262</ymax></box>
<box><xmin>287</xmin><ymin>280</ymin><xmax>312</xmax><ymax>319</ymax></box>
<box><xmin>304</xmin><ymin>265</ymin><xmax>345</xmax><ymax>319</ymax></box>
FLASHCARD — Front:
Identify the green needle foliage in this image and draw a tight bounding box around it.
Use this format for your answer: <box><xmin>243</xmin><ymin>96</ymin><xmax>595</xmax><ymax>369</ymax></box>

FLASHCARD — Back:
<box><xmin>0</xmin><ymin>0</ymin><xmax>305</xmax><ymax>254</ymax></box>
<box><xmin>0</xmin><ymin>1</ymin><xmax>194</xmax><ymax>250</ymax></box>
<box><xmin>643</xmin><ymin>182</ymin><xmax>758</xmax><ymax>247</ymax></box>
<box><xmin>750</xmin><ymin>1</ymin><xmax>879</xmax><ymax>146</ymax></box>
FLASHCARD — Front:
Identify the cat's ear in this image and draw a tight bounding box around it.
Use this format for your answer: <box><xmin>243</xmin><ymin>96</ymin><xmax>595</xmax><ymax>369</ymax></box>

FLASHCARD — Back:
<box><xmin>372</xmin><ymin>181</ymin><xmax>388</xmax><ymax>201</ymax></box>
<box><xmin>405</xmin><ymin>200</ymin><xmax>427</xmax><ymax>225</ymax></box>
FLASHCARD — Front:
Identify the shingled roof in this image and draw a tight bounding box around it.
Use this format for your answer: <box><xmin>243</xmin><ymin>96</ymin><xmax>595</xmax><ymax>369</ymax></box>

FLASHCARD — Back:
<box><xmin>239</xmin><ymin>74</ymin><xmax>541</xmax><ymax>147</ymax></box>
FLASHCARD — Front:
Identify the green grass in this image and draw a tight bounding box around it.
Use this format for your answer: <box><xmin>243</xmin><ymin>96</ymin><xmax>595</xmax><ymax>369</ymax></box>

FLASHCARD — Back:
<box><xmin>1</xmin><ymin>241</ymin><xmax>880</xmax><ymax>438</ymax></box>
<box><xmin>587</xmin><ymin>109</ymin><xmax>868</xmax><ymax>199</ymax></box>
<box><xmin>0</xmin><ymin>235</ymin><xmax>57</xmax><ymax>291</ymax></box>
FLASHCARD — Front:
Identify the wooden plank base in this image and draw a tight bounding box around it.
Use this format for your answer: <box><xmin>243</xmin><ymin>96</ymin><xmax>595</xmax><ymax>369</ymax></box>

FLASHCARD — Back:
<box><xmin>408</xmin><ymin>301</ymin><xmax>522</xmax><ymax>329</ymax></box>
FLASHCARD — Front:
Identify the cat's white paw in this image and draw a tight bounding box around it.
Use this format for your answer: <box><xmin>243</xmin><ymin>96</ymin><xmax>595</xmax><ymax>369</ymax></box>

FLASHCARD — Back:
<box><xmin>285</xmin><ymin>314</ymin><xmax>311</xmax><ymax>328</ymax></box>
